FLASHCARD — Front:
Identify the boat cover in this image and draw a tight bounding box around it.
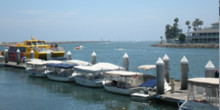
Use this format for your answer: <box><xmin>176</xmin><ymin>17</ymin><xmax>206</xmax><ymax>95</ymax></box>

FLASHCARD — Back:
<box><xmin>47</xmin><ymin>63</ymin><xmax>74</xmax><ymax>69</ymax></box>
<box><xmin>65</xmin><ymin>59</ymin><xmax>92</xmax><ymax>66</ymax></box>
<box><xmin>139</xmin><ymin>79</ymin><xmax>156</xmax><ymax>88</ymax></box>
<box><xmin>75</xmin><ymin>62</ymin><xmax>124</xmax><ymax>72</ymax></box>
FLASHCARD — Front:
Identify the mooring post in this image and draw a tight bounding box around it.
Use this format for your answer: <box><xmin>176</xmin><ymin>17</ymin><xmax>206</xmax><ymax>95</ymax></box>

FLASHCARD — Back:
<box><xmin>180</xmin><ymin>56</ymin><xmax>189</xmax><ymax>90</ymax></box>
<box><xmin>30</xmin><ymin>49</ymin><xmax>34</xmax><ymax>59</ymax></box>
<box><xmin>4</xmin><ymin>48</ymin><xmax>8</xmax><ymax>63</ymax></box>
<box><xmin>91</xmin><ymin>51</ymin><xmax>96</xmax><ymax>64</ymax></box>
<box><xmin>66</xmin><ymin>51</ymin><xmax>72</xmax><ymax>60</ymax></box>
<box><xmin>47</xmin><ymin>51</ymin><xmax>51</xmax><ymax>60</ymax></box>
<box><xmin>156</xmin><ymin>57</ymin><xmax>165</xmax><ymax>94</ymax></box>
<box><xmin>123</xmin><ymin>53</ymin><xmax>129</xmax><ymax>71</ymax></box>
<box><xmin>205</xmin><ymin>60</ymin><xmax>216</xmax><ymax>78</ymax></box>
<box><xmin>163</xmin><ymin>54</ymin><xmax>170</xmax><ymax>83</ymax></box>
<box><xmin>16</xmin><ymin>49</ymin><xmax>20</xmax><ymax>65</ymax></box>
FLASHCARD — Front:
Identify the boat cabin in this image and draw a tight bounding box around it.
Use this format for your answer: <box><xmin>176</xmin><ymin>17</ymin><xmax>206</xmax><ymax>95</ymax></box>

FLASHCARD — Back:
<box><xmin>104</xmin><ymin>71</ymin><xmax>144</xmax><ymax>89</ymax></box>
<box><xmin>46</xmin><ymin>63</ymin><xmax>74</xmax><ymax>76</ymax></box>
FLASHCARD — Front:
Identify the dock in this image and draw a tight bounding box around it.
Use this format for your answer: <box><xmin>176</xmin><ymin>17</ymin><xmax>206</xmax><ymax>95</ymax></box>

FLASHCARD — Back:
<box><xmin>1</xmin><ymin>62</ymin><xmax>25</xmax><ymax>69</ymax></box>
<box><xmin>154</xmin><ymin>81</ymin><xmax>187</xmax><ymax>105</ymax></box>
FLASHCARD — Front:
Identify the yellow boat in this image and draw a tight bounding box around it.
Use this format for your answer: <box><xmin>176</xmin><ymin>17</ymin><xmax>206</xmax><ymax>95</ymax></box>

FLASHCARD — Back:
<box><xmin>7</xmin><ymin>37</ymin><xmax>65</xmax><ymax>61</ymax></box>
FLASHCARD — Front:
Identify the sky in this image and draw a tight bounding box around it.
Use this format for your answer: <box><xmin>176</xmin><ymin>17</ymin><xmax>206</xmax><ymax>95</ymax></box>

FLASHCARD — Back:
<box><xmin>0</xmin><ymin>0</ymin><xmax>218</xmax><ymax>42</ymax></box>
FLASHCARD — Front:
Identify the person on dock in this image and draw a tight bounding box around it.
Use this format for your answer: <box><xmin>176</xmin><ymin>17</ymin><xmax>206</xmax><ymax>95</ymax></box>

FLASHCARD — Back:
<box><xmin>215</xmin><ymin>69</ymin><xmax>219</xmax><ymax>78</ymax></box>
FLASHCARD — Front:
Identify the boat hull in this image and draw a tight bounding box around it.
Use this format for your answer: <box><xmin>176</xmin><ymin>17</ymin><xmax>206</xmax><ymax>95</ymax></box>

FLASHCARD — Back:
<box><xmin>74</xmin><ymin>77</ymin><xmax>103</xmax><ymax>88</ymax></box>
<box><xmin>46</xmin><ymin>74</ymin><xmax>75</xmax><ymax>82</ymax></box>
<box><xmin>103</xmin><ymin>85</ymin><xmax>142</xmax><ymax>95</ymax></box>
<box><xmin>27</xmin><ymin>69</ymin><xmax>47</xmax><ymax>78</ymax></box>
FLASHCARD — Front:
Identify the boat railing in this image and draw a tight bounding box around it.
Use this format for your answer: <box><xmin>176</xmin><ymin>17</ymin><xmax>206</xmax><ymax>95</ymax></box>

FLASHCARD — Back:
<box><xmin>35</xmin><ymin>47</ymin><xmax>64</xmax><ymax>52</ymax></box>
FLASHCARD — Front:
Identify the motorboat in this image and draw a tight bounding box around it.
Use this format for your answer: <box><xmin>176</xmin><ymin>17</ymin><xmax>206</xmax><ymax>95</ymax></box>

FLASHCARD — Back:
<box><xmin>179</xmin><ymin>77</ymin><xmax>219</xmax><ymax>110</ymax></box>
<box><xmin>26</xmin><ymin>60</ymin><xmax>47</xmax><ymax>77</ymax></box>
<box><xmin>7</xmin><ymin>37</ymin><xmax>65</xmax><ymax>61</ymax></box>
<box><xmin>103</xmin><ymin>71</ymin><xmax>155</xmax><ymax>95</ymax></box>
<box><xmin>26</xmin><ymin>60</ymin><xmax>62</xmax><ymax>77</ymax></box>
<box><xmin>74</xmin><ymin>62</ymin><xmax>124</xmax><ymax>87</ymax></box>
<box><xmin>46</xmin><ymin>59</ymin><xmax>91</xmax><ymax>82</ymax></box>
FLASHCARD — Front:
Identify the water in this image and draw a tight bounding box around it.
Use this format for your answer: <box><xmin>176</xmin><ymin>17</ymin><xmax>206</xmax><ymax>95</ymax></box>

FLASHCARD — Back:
<box><xmin>0</xmin><ymin>41</ymin><xmax>218</xmax><ymax>110</ymax></box>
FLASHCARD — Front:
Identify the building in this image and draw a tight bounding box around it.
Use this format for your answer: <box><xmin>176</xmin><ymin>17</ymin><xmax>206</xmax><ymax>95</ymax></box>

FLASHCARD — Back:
<box><xmin>186</xmin><ymin>22</ymin><xmax>219</xmax><ymax>43</ymax></box>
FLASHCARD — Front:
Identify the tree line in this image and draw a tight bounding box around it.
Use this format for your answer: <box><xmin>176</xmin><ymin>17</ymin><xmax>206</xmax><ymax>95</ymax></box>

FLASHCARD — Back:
<box><xmin>163</xmin><ymin>18</ymin><xmax>203</xmax><ymax>43</ymax></box>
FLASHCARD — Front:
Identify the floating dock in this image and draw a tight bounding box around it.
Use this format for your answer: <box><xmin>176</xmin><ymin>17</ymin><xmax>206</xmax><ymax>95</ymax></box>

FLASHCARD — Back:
<box><xmin>154</xmin><ymin>81</ymin><xmax>187</xmax><ymax>105</ymax></box>
<box><xmin>1</xmin><ymin>62</ymin><xmax>25</xmax><ymax>69</ymax></box>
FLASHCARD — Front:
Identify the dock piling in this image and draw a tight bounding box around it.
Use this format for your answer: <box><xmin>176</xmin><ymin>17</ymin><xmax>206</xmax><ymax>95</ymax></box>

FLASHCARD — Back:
<box><xmin>156</xmin><ymin>57</ymin><xmax>165</xmax><ymax>94</ymax></box>
<box><xmin>47</xmin><ymin>51</ymin><xmax>51</xmax><ymax>60</ymax></box>
<box><xmin>30</xmin><ymin>50</ymin><xmax>34</xmax><ymax>59</ymax></box>
<box><xmin>4</xmin><ymin>48</ymin><xmax>8</xmax><ymax>63</ymax></box>
<box><xmin>123</xmin><ymin>53</ymin><xmax>129</xmax><ymax>71</ymax></box>
<box><xmin>180</xmin><ymin>56</ymin><xmax>189</xmax><ymax>90</ymax></box>
<box><xmin>16</xmin><ymin>49</ymin><xmax>20</xmax><ymax>65</ymax></box>
<box><xmin>67</xmin><ymin>51</ymin><xmax>72</xmax><ymax>60</ymax></box>
<box><xmin>91</xmin><ymin>52</ymin><xmax>96</xmax><ymax>64</ymax></box>
<box><xmin>205</xmin><ymin>60</ymin><xmax>216</xmax><ymax>78</ymax></box>
<box><xmin>163</xmin><ymin>54</ymin><xmax>170</xmax><ymax>83</ymax></box>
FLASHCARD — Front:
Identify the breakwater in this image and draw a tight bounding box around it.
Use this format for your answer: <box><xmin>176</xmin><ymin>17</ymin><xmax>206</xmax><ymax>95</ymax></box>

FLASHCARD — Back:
<box><xmin>152</xmin><ymin>43</ymin><xmax>219</xmax><ymax>48</ymax></box>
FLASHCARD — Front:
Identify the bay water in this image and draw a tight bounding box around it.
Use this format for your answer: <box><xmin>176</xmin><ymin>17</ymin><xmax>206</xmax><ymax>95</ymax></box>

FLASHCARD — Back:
<box><xmin>0</xmin><ymin>41</ymin><xmax>218</xmax><ymax>110</ymax></box>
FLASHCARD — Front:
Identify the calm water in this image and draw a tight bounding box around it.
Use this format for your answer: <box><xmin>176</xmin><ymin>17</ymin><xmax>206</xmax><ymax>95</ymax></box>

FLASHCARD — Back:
<box><xmin>0</xmin><ymin>41</ymin><xmax>218</xmax><ymax>110</ymax></box>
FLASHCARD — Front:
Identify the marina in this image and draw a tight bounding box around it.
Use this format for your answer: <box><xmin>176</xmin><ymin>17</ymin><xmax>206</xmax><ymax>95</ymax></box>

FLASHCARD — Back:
<box><xmin>0</xmin><ymin>41</ymin><xmax>219</xmax><ymax>110</ymax></box>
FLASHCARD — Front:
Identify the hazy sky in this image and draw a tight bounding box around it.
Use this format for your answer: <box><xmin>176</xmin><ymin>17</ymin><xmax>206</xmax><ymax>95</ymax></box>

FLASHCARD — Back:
<box><xmin>0</xmin><ymin>0</ymin><xmax>218</xmax><ymax>42</ymax></box>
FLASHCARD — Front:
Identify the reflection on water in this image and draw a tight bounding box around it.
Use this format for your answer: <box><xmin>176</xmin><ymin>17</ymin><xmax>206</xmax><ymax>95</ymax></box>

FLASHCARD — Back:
<box><xmin>0</xmin><ymin>67</ymin><xmax>176</xmax><ymax>110</ymax></box>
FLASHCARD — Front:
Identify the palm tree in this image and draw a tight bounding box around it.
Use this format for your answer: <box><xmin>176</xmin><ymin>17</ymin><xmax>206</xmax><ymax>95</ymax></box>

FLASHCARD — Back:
<box><xmin>185</xmin><ymin>21</ymin><xmax>190</xmax><ymax>36</ymax></box>
<box><xmin>198</xmin><ymin>20</ymin><xmax>203</xmax><ymax>30</ymax></box>
<box><xmin>160</xmin><ymin>36</ymin><xmax>163</xmax><ymax>44</ymax></box>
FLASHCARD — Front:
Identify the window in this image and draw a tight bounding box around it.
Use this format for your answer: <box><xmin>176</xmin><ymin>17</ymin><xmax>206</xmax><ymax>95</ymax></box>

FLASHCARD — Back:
<box><xmin>32</xmin><ymin>42</ymin><xmax>37</xmax><ymax>45</ymax></box>
<box><xmin>26</xmin><ymin>42</ymin><xmax>32</xmax><ymax>45</ymax></box>
<box><xmin>37</xmin><ymin>41</ymin><xmax>43</xmax><ymax>45</ymax></box>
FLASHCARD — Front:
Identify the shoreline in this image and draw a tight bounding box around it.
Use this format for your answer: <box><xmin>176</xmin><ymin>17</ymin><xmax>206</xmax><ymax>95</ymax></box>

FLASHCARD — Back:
<box><xmin>0</xmin><ymin>41</ymin><xmax>109</xmax><ymax>46</ymax></box>
<box><xmin>151</xmin><ymin>43</ymin><xmax>219</xmax><ymax>48</ymax></box>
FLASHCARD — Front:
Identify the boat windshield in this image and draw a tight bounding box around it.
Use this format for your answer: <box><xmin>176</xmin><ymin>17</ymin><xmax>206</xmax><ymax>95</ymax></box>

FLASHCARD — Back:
<box><xmin>187</xmin><ymin>83</ymin><xmax>219</xmax><ymax>107</ymax></box>
<box><xmin>37</xmin><ymin>41</ymin><xmax>43</xmax><ymax>45</ymax></box>
<box><xmin>32</xmin><ymin>42</ymin><xmax>37</xmax><ymax>46</ymax></box>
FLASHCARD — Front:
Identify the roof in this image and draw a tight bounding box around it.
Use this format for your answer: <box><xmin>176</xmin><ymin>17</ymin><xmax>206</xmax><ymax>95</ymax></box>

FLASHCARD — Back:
<box><xmin>105</xmin><ymin>71</ymin><xmax>143</xmax><ymax>76</ymax></box>
<box><xmin>65</xmin><ymin>59</ymin><xmax>92</xmax><ymax>66</ymax></box>
<box><xmin>75</xmin><ymin>62</ymin><xmax>124</xmax><ymax>72</ymax></box>
<box><xmin>188</xmin><ymin>77</ymin><xmax>219</xmax><ymax>88</ymax></box>
<box><xmin>137</xmin><ymin>65</ymin><xmax>156</xmax><ymax>71</ymax></box>
<box><xmin>190</xmin><ymin>28</ymin><xmax>219</xmax><ymax>34</ymax></box>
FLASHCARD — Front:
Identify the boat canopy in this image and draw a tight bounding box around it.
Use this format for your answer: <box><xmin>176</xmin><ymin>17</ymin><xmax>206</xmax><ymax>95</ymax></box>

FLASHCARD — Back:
<box><xmin>137</xmin><ymin>65</ymin><xmax>156</xmax><ymax>71</ymax></box>
<box><xmin>26</xmin><ymin>60</ymin><xmax>47</xmax><ymax>65</ymax></box>
<box><xmin>65</xmin><ymin>59</ymin><xmax>92</xmax><ymax>66</ymax></box>
<box><xmin>74</xmin><ymin>62</ymin><xmax>124</xmax><ymax>72</ymax></box>
<box><xmin>45</xmin><ymin>60</ymin><xmax>62</xmax><ymax>64</ymax></box>
<box><xmin>105</xmin><ymin>71</ymin><xmax>143</xmax><ymax>77</ymax></box>
<box><xmin>46</xmin><ymin>63</ymin><xmax>74</xmax><ymax>69</ymax></box>
<box><xmin>188</xmin><ymin>78</ymin><xmax>219</xmax><ymax>88</ymax></box>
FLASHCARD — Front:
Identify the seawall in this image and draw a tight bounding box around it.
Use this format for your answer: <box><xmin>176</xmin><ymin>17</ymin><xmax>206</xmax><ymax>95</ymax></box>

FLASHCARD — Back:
<box><xmin>152</xmin><ymin>43</ymin><xmax>219</xmax><ymax>48</ymax></box>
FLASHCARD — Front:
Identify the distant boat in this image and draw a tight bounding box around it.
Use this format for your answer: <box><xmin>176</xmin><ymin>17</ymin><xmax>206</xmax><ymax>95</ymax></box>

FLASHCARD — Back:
<box><xmin>115</xmin><ymin>47</ymin><xmax>126</xmax><ymax>51</ymax></box>
<box><xmin>75</xmin><ymin>45</ymin><xmax>83</xmax><ymax>50</ymax></box>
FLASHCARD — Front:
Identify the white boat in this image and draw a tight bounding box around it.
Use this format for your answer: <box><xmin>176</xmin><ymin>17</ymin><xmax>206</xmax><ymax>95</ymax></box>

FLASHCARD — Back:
<box><xmin>74</xmin><ymin>62</ymin><xmax>124</xmax><ymax>87</ymax></box>
<box><xmin>46</xmin><ymin>60</ymin><xmax>91</xmax><ymax>82</ymax></box>
<box><xmin>179</xmin><ymin>78</ymin><xmax>219</xmax><ymax>110</ymax></box>
<box><xmin>103</xmin><ymin>71</ymin><xmax>151</xmax><ymax>95</ymax></box>
<box><xmin>26</xmin><ymin>60</ymin><xmax>62</xmax><ymax>77</ymax></box>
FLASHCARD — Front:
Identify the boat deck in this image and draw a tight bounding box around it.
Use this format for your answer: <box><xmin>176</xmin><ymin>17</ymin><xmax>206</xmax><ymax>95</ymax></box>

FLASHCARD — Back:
<box><xmin>3</xmin><ymin>62</ymin><xmax>25</xmax><ymax>69</ymax></box>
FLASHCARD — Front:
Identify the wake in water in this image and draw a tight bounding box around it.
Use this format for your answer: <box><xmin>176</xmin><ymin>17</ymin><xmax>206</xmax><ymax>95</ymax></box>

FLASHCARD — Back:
<box><xmin>115</xmin><ymin>47</ymin><xmax>126</xmax><ymax>51</ymax></box>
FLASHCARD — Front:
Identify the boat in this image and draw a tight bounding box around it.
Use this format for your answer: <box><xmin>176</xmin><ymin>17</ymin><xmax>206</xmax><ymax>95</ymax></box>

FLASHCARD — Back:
<box><xmin>74</xmin><ymin>62</ymin><xmax>124</xmax><ymax>88</ymax></box>
<box><xmin>26</xmin><ymin>60</ymin><xmax>62</xmax><ymax>77</ymax></box>
<box><xmin>179</xmin><ymin>77</ymin><xmax>219</xmax><ymax>110</ymax></box>
<box><xmin>46</xmin><ymin>60</ymin><xmax>91</xmax><ymax>82</ymax></box>
<box><xmin>130</xmin><ymin>65</ymin><xmax>171</xmax><ymax>100</ymax></box>
<box><xmin>7</xmin><ymin>37</ymin><xmax>65</xmax><ymax>61</ymax></box>
<box><xmin>103</xmin><ymin>71</ymin><xmax>155</xmax><ymax>95</ymax></box>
